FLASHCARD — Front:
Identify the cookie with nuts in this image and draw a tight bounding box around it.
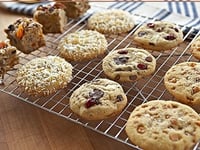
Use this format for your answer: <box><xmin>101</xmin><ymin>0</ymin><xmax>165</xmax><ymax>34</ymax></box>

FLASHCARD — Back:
<box><xmin>102</xmin><ymin>47</ymin><xmax>156</xmax><ymax>82</ymax></box>
<box><xmin>125</xmin><ymin>100</ymin><xmax>200</xmax><ymax>150</ymax></box>
<box><xmin>69</xmin><ymin>78</ymin><xmax>127</xmax><ymax>120</ymax></box>
<box><xmin>133</xmin><ymin>21</ymin><xmax>183</xmax><ymax>51</ymax></box>
<box><xmin>87</xmin><ymin>9</ymin><xmax>134</xmax><ymax>34</ymax></box>
<box><xmin>164</xmin><ymin>62</ymin><xmax>200</xmax><ymax>105</ymax></box>
<box><xmin>16</xmin><ymin>56</ymin><xmax>73</xmax><ymax>96</ymax></box>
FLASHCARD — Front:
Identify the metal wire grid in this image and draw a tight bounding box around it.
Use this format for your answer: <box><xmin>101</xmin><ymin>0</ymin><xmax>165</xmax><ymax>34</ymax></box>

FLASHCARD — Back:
<box><xmin>1</xmin><ymin>7</ymin><xmax>200</xmax><ymax>150</ymax></box>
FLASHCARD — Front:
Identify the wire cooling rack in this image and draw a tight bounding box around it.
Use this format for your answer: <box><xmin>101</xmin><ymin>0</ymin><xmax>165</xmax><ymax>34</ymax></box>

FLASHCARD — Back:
<box><xmin>1</xmin><ymin>5</ymin><xmax>200</xmax><ymax>150</ymax></box>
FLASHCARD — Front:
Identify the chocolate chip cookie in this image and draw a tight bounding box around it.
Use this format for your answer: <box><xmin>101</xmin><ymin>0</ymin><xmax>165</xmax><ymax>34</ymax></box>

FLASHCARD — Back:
<box><xmin>133</xmin><ymin>21</ymin><xmax>183</xmax><ymax>51</ymax></box>
<box><xmin>164</xmin><ymin>62</ymin><xmax>200</xmax><ymax>105</ymax></box>
<box><xmin>69</xmin><ymin>78</ymin><xmax>127</xmax><ymax>120</ymax></box>
<box><xmin>102</xmin><ymin>47</ymin><xmax>156</xmax><ymax>82</ymax></box>
<box><xmin>125</xmin><ymin>100</ymin><xmax>200</xmax><ymax>150</ymax></box>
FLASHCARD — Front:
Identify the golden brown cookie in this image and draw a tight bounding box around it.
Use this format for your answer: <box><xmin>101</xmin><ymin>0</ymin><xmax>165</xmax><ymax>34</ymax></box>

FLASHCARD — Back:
<box><xmin>164</xmin><ymin>62</ymin><xmax>200</xmax><ymax>105</ymax></box>
<box><xmin>125</xmin><ymin>100</ymin><xmax>200</xmax><ymax>150</ymax></box>
<box><xmin>190</xmin><ymin>35</ymin><xmax>200</xmax><ymax>60</ymax></box>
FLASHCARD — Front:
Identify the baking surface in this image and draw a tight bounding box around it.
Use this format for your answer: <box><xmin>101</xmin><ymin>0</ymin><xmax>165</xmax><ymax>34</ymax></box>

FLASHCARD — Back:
<box><xmin>0</xmin><ymin>5</ymin><xmax>200</xmax><ymax>150</ymax></box>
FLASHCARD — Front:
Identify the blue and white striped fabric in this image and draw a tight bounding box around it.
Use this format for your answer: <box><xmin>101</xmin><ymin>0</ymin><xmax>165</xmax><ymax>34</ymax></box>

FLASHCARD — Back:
<box><xmin>1</xmin><ymin>1</ymin><xmax>200</xmax><ymax>29</ymax></box>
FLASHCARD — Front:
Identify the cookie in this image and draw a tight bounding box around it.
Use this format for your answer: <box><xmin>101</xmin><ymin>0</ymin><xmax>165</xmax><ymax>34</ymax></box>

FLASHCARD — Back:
<box><xmin>55</xmin><ymin>0</ymin><xmax>90</xmax><ymax>18</ymax></box>
<box><xmin>125</xmin><ymin>100</ymin><xmax>200</xmax><ymax>150</ymax></box>
<box><xmin>164</xmin><ymin>62</ymin><xmax>200</xmax><ymax>105</ymax></box>
<box><xmin>4</xmin><ymin>17</ymin><xmax>45</xmax><ymax>54</ymax></box>
<box><xmin>190</xmin><ymin>35</ymin><xmax>200</xmax><ymax>60</ymax></box>
<box><xmin>58</xmin><ymin>30</ymin><xmax>108</xmax><ymax>62</ymax></box>
<box><xmin>33</xmin><ymin>3</ymin><xmax>67</xmax><ymax>34</ymax></box>
<box><xmin>102</xmin><ymin>47</ymin><xmax>156</xmax><ymax>82</ymax></box>
<box><xmin>69</xmin><ymin>78</ymin><xmax>127</xmax><ymax>120</ymax></box>
<box><xmin>16</xmin><ymin>56</ymin><xmax>73</xmax><ymax>96</ymax></box>
<box><xmin>87</xmin><ymin>9</ymin><xmax>134</xmax><ymax>34</ymax></box>
<box><xmin>0</xmin><ymin>41</ymin><xmax>19</xmax><ymax>84</ymax></box>
<box><xmin>132</xmin><ymin>21</ymin><xmax>183</xmax><ymax>51</ymax></box>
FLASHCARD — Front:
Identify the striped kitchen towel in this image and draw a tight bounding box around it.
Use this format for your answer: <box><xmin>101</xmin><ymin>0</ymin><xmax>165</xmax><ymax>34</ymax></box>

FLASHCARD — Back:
<box><xmin>1</xmin><ymin>1</ymin><xmax>200</xmax><ymax>30</ymax></box>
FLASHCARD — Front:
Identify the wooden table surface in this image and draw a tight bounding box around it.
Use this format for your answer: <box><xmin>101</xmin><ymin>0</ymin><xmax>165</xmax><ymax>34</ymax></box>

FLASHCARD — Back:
<box><xmin>0</xmin><ymin>7</ymin><xmax>134</xmax><ymax>150</ymax></box>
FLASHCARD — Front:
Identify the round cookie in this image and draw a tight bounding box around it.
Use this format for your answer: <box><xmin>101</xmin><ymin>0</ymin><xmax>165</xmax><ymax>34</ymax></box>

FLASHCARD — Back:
<box><xmin>58</xmin><ymin>30</ymin><xmax>108</xmax><ymax>62</ymax></box>
<box><xmin>190</xmin><ymin>35</ymin><xmax>200</xmax><ymax>60</ymax></box>
<box><xmin>69</xmin><ymin>78</ymin><xmax>127</xmax><ymax>120</ymax></box>
<box><xmin>164</xmin><ymin>62</ymin><xmax>200</xmax><ymax>105</ymax></box>
<box><xmin>16</xmin><ymin>56</ymin><xmax>73</xmax><ymax>96</ymax></box>
<box><xmin>133</xmin><ymin>21</ymin><xmax>183</xmax><ymax>51</ymax></box>
<box><xmin>102</xmin><ymin>47</ymin><xmax>156</xmax><ymax>82</ymax></box>
<box><xmin>125</xmin><ymin>100</ymin><xmax>200</xmax><ymax>150</ymax></box>
<box><xmin>87</xmin><ymin>9</ymin><xmax>134</xmax><ymax>34</ymax></box>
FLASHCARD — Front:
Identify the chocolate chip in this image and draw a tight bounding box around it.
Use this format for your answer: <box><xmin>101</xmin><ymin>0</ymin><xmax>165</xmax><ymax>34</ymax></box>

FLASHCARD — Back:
<box><xmin>164</xmin><ymin>34</ymin><xmax>176</xmax><ymax>40</ymax></box>
<box><xmin>174</xmin><ymin>28</ymin><xmax>179</xmax><ymax>32</ymax></box>
<box><xmin>89</xmin><ymin>89</ymin><xmax>104</xmax><ymax>100</ymax></box>
<box><xmin>137</xmin><ymin>64</ymin><xmax>147</xmax><ymax>70</ymax></box>
<box><xmin>115</xmin><ymin>75</ymin><xmax>120</xmax><ymax>80</ymax></box>
<box><xmin>114</xmin><ymin>56</ymin><xmax>129</xmax><ymax>65</ymax></box>
<box><xmin>145</xmin><ymin>56</ymin><xmax>153</xmax><ymax>62</ymax></box>
<box><xmin>117</xmin><ymin>50</ymin><xmax>128</xmax><ymax>54</ymax></box>
<box><xmin>147</xmin><ymin>23</ymin><xmax>155</xmax><ymax>28</ymax></box>
<box><xmin>129</xmin><ymin>75</ymin><xmax>137</xmax><ymax>81</ymax></box>
<box><xmin>138</xmin><ymin>31</ymin><xmax>147</xmax><ymax>37</ymax></box>
<box><xmin>116</xmin><ymin>95</ymin><xmax>123</xmax><ymax>102</ymax></box>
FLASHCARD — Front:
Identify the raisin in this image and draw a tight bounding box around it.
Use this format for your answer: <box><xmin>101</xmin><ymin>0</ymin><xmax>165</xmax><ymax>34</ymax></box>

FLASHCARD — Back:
<box><xmin>137</xmin><ymin>64</ymin><xmax>147</xmax><ymax>70</ymax></box>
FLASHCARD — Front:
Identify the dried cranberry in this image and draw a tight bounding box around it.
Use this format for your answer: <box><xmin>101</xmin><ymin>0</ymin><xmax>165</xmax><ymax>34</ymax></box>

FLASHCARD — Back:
<box><xmin>117</xmin><ymin>50</ymin><xmax>128</xmax><ymax>54</ymax></box>
<box><xmin>147</xmin><ymin>23</ymin><xmax>155</xmax><ymax>28</ymax></box>
<box><xmin>85</xmin><ymin>98</ymin><xmax>96</xmax><ymax>108</ymax></box>
<box><xmin>164</xmin><ymin>34</ymin><xmax>176</xmax><ymax>40</ymax></box>
<box><xmin>137</xmin><ymin>64</ymin><xmax>147</xmax><ymax>70</ymax></box>
<box><xmin>114</xmin><ymin>57</ymin><xmax>129</xmax><ymax>65</ymax></box>
<box><xmin>138</xmin><ymin>31</ymin><xmax>147</xmax><ymax>37</ymax></box>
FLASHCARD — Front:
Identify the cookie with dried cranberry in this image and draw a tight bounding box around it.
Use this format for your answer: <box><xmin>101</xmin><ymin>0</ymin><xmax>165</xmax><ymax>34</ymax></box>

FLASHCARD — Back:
<box><xmin>102</xmin><ymin>47</ymin><xmax>156</xmax><ymax>82</ymax></box>
<box><xmin>190</xmin><ymin>35</ymin><xmax>200</xmax><ymax>60</ymax></box>
<box><xmin>69</xmin><ymin>78</ymin><xmax>127</xmax><ymax>120</ymax></box>
<box><xmin>164</xmin><ymin>62</ymin><xmax>200</xmax><ymax>106</ymax></box>
<box><xmin>125</xmin><ymin>100</ymin><xmax>200</xmax><ymax>150</ymax></box>
<box><xmin>133</xmin><ymin>21</ymin><xmax>183</xmax><ymax>51</ymax></box>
